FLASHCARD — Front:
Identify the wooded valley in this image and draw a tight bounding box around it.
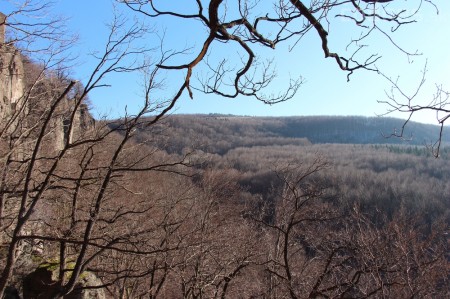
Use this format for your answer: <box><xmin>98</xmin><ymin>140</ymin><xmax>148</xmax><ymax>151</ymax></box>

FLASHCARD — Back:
<box><xmin>1</xmin><ymin>0</ymin><xmax>449</xmax><ymax>298</ymax></box>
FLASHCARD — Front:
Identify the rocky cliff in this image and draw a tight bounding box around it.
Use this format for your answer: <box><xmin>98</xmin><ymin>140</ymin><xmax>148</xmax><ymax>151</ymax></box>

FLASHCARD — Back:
<box><xmin>0</xmin><ymin>13</ymin><xmax>93</xmax><ymax>150</ymax></box>
<box><xmin>0</xmin><ymin>12</ymin><xmax>25</xmax><ymax>125</ymax></box>
<box><xmin>1</xmin><ymin>14</ymin><xmax>98</xmax><ymax>297</ymax></box>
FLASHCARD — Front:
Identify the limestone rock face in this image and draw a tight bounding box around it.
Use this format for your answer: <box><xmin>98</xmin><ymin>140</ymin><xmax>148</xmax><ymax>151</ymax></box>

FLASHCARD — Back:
<box><xmin>0</xmin><ymin>12</ymin><xmax>5</xmax><ymax>43</ymax></box>
<box><xmin>75</xmin><ymin>272</ymin><xmax>106</xmax><ymax>299</ymax></box>
<box><xmin>0</xmin><ymin>12</ymin><xmax>94</xmax><ymax>149</ymax></box>
<box><xmin>0</xmin><ymin>31</ymin><xmax>25</xmax><ymax>123</ymax></box>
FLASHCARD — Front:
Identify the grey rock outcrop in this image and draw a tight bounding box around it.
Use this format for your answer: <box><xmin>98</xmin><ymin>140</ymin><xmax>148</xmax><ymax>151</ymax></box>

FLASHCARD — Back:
<box><xmin>0</xmin><ymin>13</ymin><xmax>25</xmax><ymax>125</ymax></box>
<box><xmin>0</xmin><ymin>12</ymin><xmax>94</xmax><ymax>150</ymax></box>
<box><xmin>0</xmin><ymin>12</ymin><xmax>5</xmax><ymax>43</ymax></box>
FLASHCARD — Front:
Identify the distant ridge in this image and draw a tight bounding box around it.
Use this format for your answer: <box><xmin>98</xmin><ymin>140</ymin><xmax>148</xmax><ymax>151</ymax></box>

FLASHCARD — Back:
<box><xmin>263</xmin><ymin>115</ymin><xmax>448</xmax><ymax>145</ymax></box>
<box><xmin>142</xmin><ymin>114</ymin><xmax>449</xmax><ymax>154</ymax></box>
<box><xmin>171</xmin><ymin>115</ymin><xmax>447</xmax><ymax>143</ymax></box>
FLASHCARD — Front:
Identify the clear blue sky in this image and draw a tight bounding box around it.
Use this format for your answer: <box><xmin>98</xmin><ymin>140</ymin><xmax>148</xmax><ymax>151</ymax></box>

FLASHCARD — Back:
<box><xmin>43</xmin><ymin>1</ymin><xmax>450</xmax><ymax>124</ymax></box>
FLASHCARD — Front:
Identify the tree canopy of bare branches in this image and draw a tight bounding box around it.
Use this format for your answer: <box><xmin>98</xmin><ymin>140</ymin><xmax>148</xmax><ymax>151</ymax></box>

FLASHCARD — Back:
<box><xmin>120</xmin><ymin>0</ymin><xmax>435</xmax><ymax>102</ymax></box>
<box><xmin>1</xmin><ymin>0</ymin><xmax>447</xmax><ymax>298</ymax></box>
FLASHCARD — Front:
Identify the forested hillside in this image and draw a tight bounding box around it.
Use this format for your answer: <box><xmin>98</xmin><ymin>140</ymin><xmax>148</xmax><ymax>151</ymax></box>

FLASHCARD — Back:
<box><xmin>2</xmin><ymin>1</ymin><xmax>449</xmax><ymax>298</ymax></box>
<box><xmin>145</xmin><ymin>114</ymin><xmax>449</xmax><ymax>155</ymax></box>
<box><xmin>143</xmin><ymin>114</ymin><xmax>450</xmax><ymax>224</ymax></box>
<box><xmin>130</xmin><ymin>113</ymin><xmax>450</xmax><ymax>297</ymax></box>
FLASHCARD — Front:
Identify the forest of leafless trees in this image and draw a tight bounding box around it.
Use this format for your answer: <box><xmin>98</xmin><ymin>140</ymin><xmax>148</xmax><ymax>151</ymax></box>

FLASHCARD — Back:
<box><xmin>1</xmin><ymin>0</ymin><xmax>449</xmax><ymax>298</ymax></box>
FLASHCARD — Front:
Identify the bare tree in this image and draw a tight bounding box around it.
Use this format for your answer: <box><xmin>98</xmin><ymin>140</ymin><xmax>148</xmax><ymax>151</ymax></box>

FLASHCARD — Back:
<box><xmin>120</xmin><ymin>0</ymin><xmax>434</xmax><ymax>104</ymax></box>
<box><xmin>1</xmin><ymin>2</ymin><xmax>262</xmax><ymax>297</ymax></box>
<box><xmin>167</xmin><ymin>168</ymin><xmax>259</xmax><ymax>299</ymax></box>
<box><xmin>249</xmin><ymin>158</ymin><xmax>448</xmax><ymax>298</ymax></box>
<box><xmin>250</xmin><ymin>158</ymin><xmax>342</xmax><ymax>298</ymax></box>
<box><xmin>0</xmin><ymin>2</ymin><xmax>194</xmax><ymax>297</ymax></box>
<box><xmin>378</xmin><ymin>65</ymin><xmax>450</xmax><ymax>157</ymax></box>
<box><xmin>1</xmin><ymin>0</ymin><xmax>445</xmax><ymax>298</ymax></box>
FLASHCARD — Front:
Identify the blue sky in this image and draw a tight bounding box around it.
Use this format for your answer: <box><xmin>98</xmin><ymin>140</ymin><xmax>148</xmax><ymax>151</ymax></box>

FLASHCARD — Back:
<box><xmin>43</xmin><ymin>1</ymin><xmax>450</xmax><ymax>124</ymax></box>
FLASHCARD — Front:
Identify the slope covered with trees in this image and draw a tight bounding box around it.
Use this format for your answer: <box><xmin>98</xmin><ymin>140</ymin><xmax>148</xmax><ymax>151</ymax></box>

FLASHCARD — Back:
<box><xmin>1</xmin><ymin>0</ymin><xmax>449</xmax><ymax>298</ymax></box>
<box><xmin>144</xmin><ymin>114</ymin><xmax>449</xmax><ymax>155</ymax></box>
<box><xmin>141</xmin><ymin>114</ymin><xmax>450</xmax><ymax>223</ymax></box>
